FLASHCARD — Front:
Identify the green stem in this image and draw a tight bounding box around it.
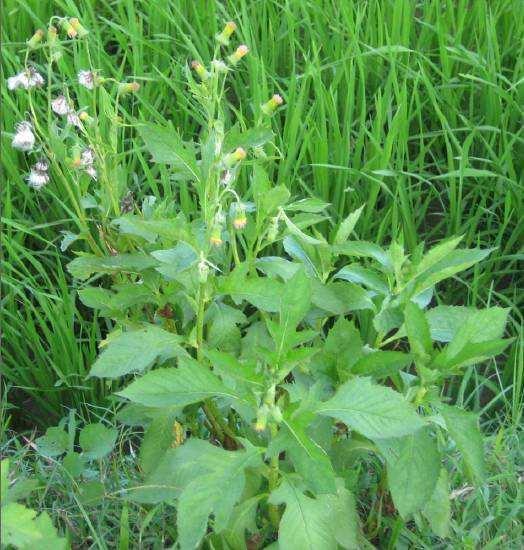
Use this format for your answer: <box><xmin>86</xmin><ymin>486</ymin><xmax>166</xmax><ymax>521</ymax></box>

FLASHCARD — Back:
<box><xmin>268</xmin><ymin>423</ymin><xmax>281</xmax><ymax>527</ymax></box>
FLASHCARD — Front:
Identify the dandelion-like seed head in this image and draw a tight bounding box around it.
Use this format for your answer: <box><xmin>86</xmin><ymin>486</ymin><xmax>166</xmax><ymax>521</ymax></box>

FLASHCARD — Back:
<box><xmin>85</xmin><ymin>165</ymin><xmax>98</xmax><ymax>180</ymax></box>
<box><xmin>7</xmin><ymin>67</ymin><xmax>44</xmax><ymax>90</ymax></box>
<box><xmin>78</xmin><ymin>70</ymin><xmax>96</xmax><ymax>89</ymax></box>
<box><xmin>211</xmin><ymin>59</ymin><xmax>228</xmax><ymax>73</ymax></box>
<box><xmin>67</xmin><ymin>111</ymin><xmax>82</xmax><ymax>128</ymax></box>
<box><xmin>12</xmin><ymin>121</ymin><xmax>35</xmax><ymax>151</ymax></box>
<box><xmin>27</xmin><ymin>158</ymin><xmax>50</xmax><ymax>190</ymax></box>
<box><xmin>51</xmin><ymin>95</ymin><xmax>71</xmax><ymax>116</ymax></box>
<box><xmin>81</xmin><ymin>147</ymin><xmax>96</xmax><ymax>166</ymax></box>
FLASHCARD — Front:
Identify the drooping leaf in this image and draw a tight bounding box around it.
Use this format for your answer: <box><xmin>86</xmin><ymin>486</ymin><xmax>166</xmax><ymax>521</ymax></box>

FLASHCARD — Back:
<box><xmin>90</xmin><ymin>326</ymin><xmax>186</xmax><ymax>378</ymax></box>
<box><xmin>311</xmin><ymin>280</ymin><xmax>373</xmax><ymax>315</ymax></box>
<box><xmin>139</xmin><ymin>413</ymin><xmax>177</xmax><ymax>476</ymax></box>
<box><xmin>117</xmin><ymin>357</ymin><xmax>242</xmax><ymax>407</ymax></box>
<box><xmin>333</xmin><ymin>241</ymin><xmax>392</xmax><ymax>270</ymax></box>
<box><xmin>334</xmin><ymin>205</ymin><xmax>364</xmax><ymax>244</ymax></box>
<box><xmin>269</xmin><ymin>477</ymin><xmax>357</xmax><ymax>550</ymax></box>
<box><xmin>351</xmin><ymin>351</ymin><xmax>412</xmax><ymax>379</ymax></box>
<box><xmin>438</xmin><ymin>404</ymin><xmax>485</xmax><ymax>483</ymax></box>
<box><xmin>316</xmin><ymin>377</ymin><xmax>424</xmax><ymax>439</ymax></box>
<box><xmin>79</xmin><ymin>423</ymin><xmax>118</xmax><ymax>460</ymax></box>
<box><xmin>334</xmin><ymin>264</ymin><xmax>389</xmax><ymax>294</ymax></box>
<box><xmin>68</xmin><ymin>253</ymin><xmax>158</xmax><ymax>280</ymax></box>
<box><xmin>376</xmin><ymin>427</ymin><xmax>441</xmax><ymax>517</ymax></box>
<box><xmin>422</xmin><ymin>468</ymin><xmax>450</xmax><ymax>538</ymax></box>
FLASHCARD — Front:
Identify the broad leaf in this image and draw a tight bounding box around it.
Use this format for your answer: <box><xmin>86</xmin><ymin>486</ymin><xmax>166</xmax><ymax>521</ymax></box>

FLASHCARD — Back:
<box><xmin>438</xmin><ymin>404</ymin><xmax>485</xmax><ymax>483</ymax></box>
<box><xmin>376</xmin><ymin>427</ymin><xmax>441</xmax><ymax>517</ymax></box>
<box><xmin>79</xmin><ymin>423</ymin><xmax>118</xmax><ymax>460</ymax></box>
<box><xmin>90</xmin><ymin>326</ymin><xmax>186</xmax><ymax>378</ymax></box>
<box><xmin>334</xmin><ymin>205</ymin><xmax>364</xmax><ymax>244</ymax></box>
<box><xmin>311</xmin><ymin>280</ymin><xmax>373</xmax><ymax>315</ymax></box>
<box><xmin>316</xmin><ymin>377</ymin><xmax>424</xmax><ymax>439</ymax></box>
<box><xmin>351</xmin><ymin>351</ymin><xmax>412</xmax><ymax>379</ymax></box>
<box><xmin>333</xmin><ymin>241</ymin><xmax>392</xmax><ymax>270</ymax></box>
<box><xmin>422</xmin><ymin>468</ymin><xmax>450</xmax><ymax>538</ymax></box>
<box><xmin>117</xmin><ymin>357</ymin><xmax>242</xmax><ymax>407</ymax></box>
<box><xmin>68</xmin><ymin>253</ymin><xmax>158</xmax><ymax>280</ymax></box>
<box><xmin>404</xmin><ymin>301</ymin><xmax>432</xmax><ymax>359</ymax></box>
<box><xmin>35</xmin><ymin>427</ymin><xmax>68</xmax><ymax>458</ymax></box>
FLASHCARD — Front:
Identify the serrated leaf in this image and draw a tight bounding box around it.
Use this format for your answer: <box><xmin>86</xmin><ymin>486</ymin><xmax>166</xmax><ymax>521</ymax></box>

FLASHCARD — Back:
<box><xmin>404</xmin><ymin>302</ymin><xmax>432</xmax><ymax>359</ymax></box>
<box><xmin>316</xmin><ymin>377</ymin><xmax>424</xmax><ymax>439</ymax></box>
<box><xmin>139</xmin><ymin>414</ymin><xmax>176</xmax><ymax>476</ymax></box>
<box><xmin>412</xmin><ymin>248</ymin><xmax>493</xmax><ymax>295</ymax></box>
<box><xmin>138</xmin><ymin>124</ymin><xmax>199</xmax><ymax>180</ymax></box>
<box><xmin>376</xmin><ymin>427</ymin><xmax>441</xmax><ymax>517</ymax></box>
<box><xmin>422</xmin><ymin>468</ymin><xmax>450</xmax><ymax>538</ymax></box>
<box><xmin>112</xmin><ymin>215</ymin><xmax>187</xmax><ymax>243</ymax></box>
<box><xmin>414</xmin><ymin>236</ymin><xmax>463</xmax><ymax>276</ymax></box>
<box><xmin>35</xmin><ymin>427</ymin><xmax>68</xmax><ymax>458</ymax></box>
<box><xmin>90</xmin><ymin>326</ymin><xmax>185</xmax><ymax>379</ymax></box>
<box><xmin>225</xmin><ymin>125</ymin><xmax>274</xmax><ymax>150</ymax></box>
<box><xmin>1</xmin><ymin>504</ymin><xmax>41</xmax><ymax>547</ymax></box>
<box><xmin>351</xmin><ymin>351</ymin><xmax>412</xmax><ymax>379</ymax></box>
<box><xmin>333</xmin><ymin>241</ymin><xmax>392</xmax><ymax>270</ymax></box>
<box><xmin>312</xmin><ymin>280</ymin><xmax>373</xmax><ymax>315</ymax></box>
<box><xmin>334</xmin><ymin>264</ymin><xmax>389</xmax><ymax>294</ymax></box>
<box><xmin>425</xmin><ymin>306</ymin><xmax>510</xmax><ymax>343</ymax></box>
<box><xmin>334</xmin><ymin>205</ymin><xmax>364</xmax><ymax>244</ymax></box>
<box><xmin>269</xmin><ymin>477</ymin><xmax>356</xmax><ymax>550</ymax></box>
<box><xmin>173</xmin><ymin>440</ymin><xmax>263</xmax><ymax>550</ymax></box>
<box><xmin>68</xmin><ymin>253</ymin><xmax>158</xmax><ymax>280</ymax></box>
<box><xmin>117</xmin><ymin>357</ymin><xmax>242</xmax><ymax>407</ymax></box>
<box><xmin>79</xmin><ymin>423</ymin><xmax>118</xmax><ymax>460</ymax></box>
<box><xmin>438</xmin><ymin>404</ymin><xmax>485</xmax><ymax>483</ymax></box>
<box><xmin>255</xmin><ymin>257</ymin><xmax>301</xmax><ymax>281</ymax></box>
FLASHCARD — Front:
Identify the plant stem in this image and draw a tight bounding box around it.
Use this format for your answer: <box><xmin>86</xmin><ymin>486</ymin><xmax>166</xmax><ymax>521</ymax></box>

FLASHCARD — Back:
<box><xmin>268</xmin><ymin>423</ymin><xmax>281</xmax><ymax>527</ymax></box>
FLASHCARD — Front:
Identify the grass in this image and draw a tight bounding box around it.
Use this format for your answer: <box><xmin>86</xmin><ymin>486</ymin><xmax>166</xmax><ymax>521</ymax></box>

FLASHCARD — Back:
<box><xmin>1</xmin><ymin>0</ymin><xmax>523</xmax><ymax>547</ymax></box>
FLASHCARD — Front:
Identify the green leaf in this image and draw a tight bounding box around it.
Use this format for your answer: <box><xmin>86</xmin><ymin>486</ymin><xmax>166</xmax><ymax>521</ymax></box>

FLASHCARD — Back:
<box><xmin>1</xmin><ymin>459</ymin><xmax>9</xmax><ymax>503</ymax></box>
<box><xmin>174</xmin><ymin>440</ymin><xmax>263</xmax><ymax>550</ymax></box>
<box><xmin>68</xmin><ymin>253</ymin><xmax>158</xmax><ymax>280</ymax></box>
<box><xmin>205</xmin><ymin>350</ymin><xmax>264</xmax><ymax>387</ymax></box>
<box><xmin>62</xmin><ymin>452</ymin><xmax>85</xmax><ymax>478</ymax></box>
<box><xmin>112</xmin><ymin>215</ymin><xmax>187</xmax><ymax>243</ymax></box>
<box><xmin>205</xmin><ymin>302</ymin><xmax>246</xmax><ymax>352</ymax></box>
<box><xmin>152</xmin><ymin>242</ymin><xmax>198</xmax><ymax>279</ymax></box>
<box><xmin>77</xmin><ymin>480</ymin><xmax>105</xmax><ymax>507</ymax></box>
<box><xmin>269</xmin><ymin>407</ymin><xmax>336</xmax><ymax>494</ymax></box>
<box><xmin>117</xmin><ymin>357</ymin><xmax>242</xmax><ymax>407</ymax></box>
<box><xmin>282</xmin><ymin>211</ymin><xmax>324</xmax><ymax>245</ymax></box>
<box><xmin>1</xmin><ymin>504</ymin><xmax>41</xmax><ymax>547</ymax></box>
<box><xmin>90</xmin><ymin>326</ymin><xmax>186</xmax><ymax>378</ymax></box>
<box><xmin>35</xmin><ymin>427</ymin><xmax>68</xmax><ymax>458</ymax></box>
<box><xmin>138</xmin><ymin>124</ymin><xmax>199</xmax><ymax>180</ymax></box>
<box><xmin>269</xmin><ymin>477</ymin><xmax>357</xmax><ymax>550</ymax></box>
<box><xmin>333</xmin><ymin>241</ymin><xmax>392</xmax><ymax>270</ymax></box>
<box><xmin>311</xmin><ymin>280</ymin><xmax>373</xmax><ymax>315</ymax></box>
<box><xmin>334</xmin><ymin>264</ymin><xmax>389</xmax><ymax>294</ymax></box>
<box><xmin>351</xmin><ymin>351</ymin><xmax>412</xmax><ymax>379</ymax></box>
<box><xmin>260</xmin><ymin>185</ymin><xmax>290</xmax><ymax>217</ymax></box>
<box><xmin>255</xmin><ymin>257</ymin><xmax>301</xmax><ymax>281</ymax></box>
<box><xmin>220</xmin><ymin>268</ymin><xmax>284</xmax><ymax>312</ymax></box>
<box><xmin>414</xmin><ymin>236</ymin><xmax>463</xmax><ymax>276</ymax></box>
<box><xmin>376</xmin><ymin>427</ymin><xmax>441</xmax><ymax>517</ymax></box>
<box><xmin>139</xmin><ymin>414</ymin><xmax>177</xmax><ymax>476</ymax></box>
<box><xmin>79</xmin><ymin>423</ymin><xmax>118</xmax><ymax>460</ymax></box>
<box><xmin>438</xmin><ymin>404</ymin><xmax>485</xmax><ymax>483</ymax></box>
<box><xmin>78</xmin><ymin>287</ymin><xmax>114</xmax><ymax>310</ymax></box>
<box><xmin>433</xmin><ymin>338</ymin><xmax>512</xmax><ymax>371</ymax></box>
<box><xmin>404</xmin><ymin>302</ymin><xmax>432</xmax><ymax>359</ymax></box>
<box><xmin>425</xmin><ymin>306</ymin><xmax>510</xmax><ymax>343</ymax></box>
<box><xmin>412</xmin><ymin>247</ymin><xmax>493</xmax><ymax>295</ymax></box>
<box><xmin>334</xmin><ymin>205</ymin><xmax>364</xmax><ymax>244</ymax></box>
<box><xmin>225</xmin><ymin>126</ymin><xmax>274</xmax><ymax>150</ymax></box>
<box><xmin>286</xmin><ymin>197</ymin><xmax>330</xmax><ymax>213</ymax></box>
<box><xmin>20</xmin><ymin>511</ymin><xmax>68</xmax><ymax>550</ymax></box>
<box><xmin>316</xmin><ymin>377</ymin><xmax>424</xmax><ymax>439</ymax></box>
<box><xmin>422</xmin><ymin>468</ymin><xmax>450</xmax><ymax>538</ymax></box>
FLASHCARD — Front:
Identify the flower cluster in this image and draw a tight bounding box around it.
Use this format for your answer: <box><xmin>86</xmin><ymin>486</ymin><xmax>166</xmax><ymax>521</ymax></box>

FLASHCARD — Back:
<box><xmin>8</xmin><ymin>16</ymin><xmax>140</xmax><ymax>192</ymax></box>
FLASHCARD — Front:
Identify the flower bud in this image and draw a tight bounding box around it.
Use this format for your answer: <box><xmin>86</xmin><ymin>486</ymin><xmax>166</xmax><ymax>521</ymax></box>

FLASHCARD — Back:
<box><xmin>61</xmin><ymin>18</ymin><xmax>77</xmax><ymax>38</ymax></box>
<box><xmin>27</xmin><ymin>29</ymin><xmax>44</xmax><ymax>49</ymax></box>
<box><xmin>232</xmin><ymin>203</ymin><xmax>247</xmax><ymax>230</ymax></box>
<box><xmin>118</xmin><ymin>81</ymin><xmax>140</xmax><ymax>94</ymax></box>
<box><xmin>191</xmin><ymin>60</ymin><xmax>210</xmax><ymax>82</ymax></box>
<box><xmin>198</xmin><ymin>259</ymin><xmax>209</xmax><ymax>283</ymax></box>
<box><xmin>79</xmin><ymin>111</ymin><xmax>92</xmax><ymax>123</ymax></box>
<box><xmin>216</xmin><ymin>21</ymin><xmax>237</xmax><ymax>46</ymax></box>
<box><xmin>47</xmin><ymin>26</ymin><xmax>62</xmax><ymax>61</ymax></box>
<box><xmin>254</xmin><ymin>404</ymin><xmax>270</xmax><ymax>432</ymax></box>
<box><xmin>228</xmin><ymin>44</ymin><xmax>249</xmax><ymax>65</ymax></box>
<box><xmin>261</xmin><ymin>94</ymin><xmax>284</xmax><ymax>116</ymax></box>
<box><xmin>70</xmin><ymin>17</ymin><xmax>89</xmax><ymax>38</ymax></box>
<box><xmin>210</xmin><ymin>226</ymin><xmax>223</xmax><ymax>247</ymax></box>
<box><xmin>223</xmin><ymin>147</ymin><xmax>246</xmax><ymax>168</ymax></box>
<box><xmin>270</xmin><ymin>405</ymin><xmax>283</xmax><ymax>424</ymax></box>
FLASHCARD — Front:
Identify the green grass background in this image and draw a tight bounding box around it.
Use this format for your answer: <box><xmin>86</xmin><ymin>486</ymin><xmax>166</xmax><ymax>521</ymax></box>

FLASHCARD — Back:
<box><xmin>1</xmin><ymin>1</ymin><xmax>523</xmax><ymax>547</ymax></box>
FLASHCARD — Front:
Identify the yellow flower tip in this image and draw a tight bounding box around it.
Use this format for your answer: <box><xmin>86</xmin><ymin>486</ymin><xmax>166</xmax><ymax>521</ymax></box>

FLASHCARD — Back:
<box><xmin>233</xmin><ymin>215</ymin><xmax>247</xmax><ymax>230</ymax></box>
<box><xmin>27</xmin><ymin>29</ymin><xmax>45</xmax><ymax>49</ymax></box>
<box><xmin>210</xmin><ymin>235</ymin><xmax>223</xmax><ymax>246</ymax></box>
<box><xmin>228</xmin><ymin>44</ymin><xmax>249</xmax><ymax>65</ymax></box>
<box><xmin>191</xmin><ymin>60</ymin><xmax>210</xmax><ymax>81</ymax></box>
<box><xmin>234</xmin><ymin>147</ymin><xmax>247</xmax><ymax>160</ymax></box>
<box><xmin>272</xmin><ymin>94</ymin><xmax>284</xmax><ymax>105</ymax></box>
<box><xmin>70</xmin><ymin>17</ymin><xmax>89</xmax><ymax>38</ymax></box>
<box><xmin>61</xmin><ymin>18</ymin><xmax>77</xmax><ymax>38</ymax></box>
<box><xmin>79</xmin><ymin>111</ymin><xmax>89</xmax><ymax>121</ymax></box>
<box><xmin>216</xmin><ymin>21</ymin><xmax>237</xmax><ymax>45</ymax></box>
<box><xmin>48</xmin><ymin>26</ymin><xmax>58</xmax><ymax>38</ymax></box>
<box><xmin>262</xmin><ymin>93</ymin><xmax>284</xmax><ymax>116</ymax></box>
<box><xmin>119</xmin><ymin>81</ymin><xmax>141</xmax><ymax>94</ymax></box>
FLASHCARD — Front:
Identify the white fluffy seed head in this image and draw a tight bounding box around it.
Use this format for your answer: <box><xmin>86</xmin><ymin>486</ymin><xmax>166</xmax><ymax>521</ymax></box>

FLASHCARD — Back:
<box><xmin>27</xmin><ymin>169</ymin><xmax>50</xmax><ymax>189</ymax></box>
<box><xmin>78</xmin><ymin>70</ymin><xmax>95</xmax><ymax>89</ymax></box>
<box><xmin>66</xmin><ymin>112</ymin><xmax>82</xmax><ymax>127</ymax></box>
<box><xmin>81</xmin><ymin>147</ymin><xmax>95</xmax><ymax>166</ymax></box>
<box><xmin>12</xmin><ymin>121</ymin><xmax>35</xmax><ymax>151</ymax></box>
<box><xmin>34</xmin><ymin>159</ymin><xmax>49</xmax><ymax>172</ymax></box>
<box><xmin>84</xmin><ymin>165</ymin><xmax>97</xmax><ymax>180</ymax></box>
<box><xmin>51</xmin><ymin>95</ymin><xmax>71</xmax><ymax>115</ymax></box>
